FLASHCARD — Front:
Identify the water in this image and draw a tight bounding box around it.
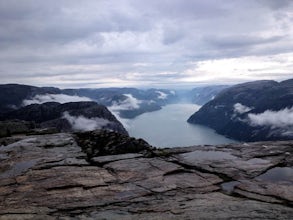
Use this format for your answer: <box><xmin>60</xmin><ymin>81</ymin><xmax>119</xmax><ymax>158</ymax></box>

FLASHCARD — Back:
<box><xmin>124</xmin><ymin>104</ymin><xmax>237</xmax><ymax>148</ymax></box>
<box><xmin>181</xmin><ymin>150</ymin><xmax>237</xmax><ymax>162</ymax></box>
<box><xmin>0</xmin><ymin>160</ymin><xmax>38</xmax><ymax>178</ymax></box>
<box><xmin>256</xmin><ymin>167</ymin><xmax>293</xmax><ymax>184</ymax></box>
<box><xmin>221</xmin><ymin>181</ymin><xmax>240</xmax><ymax>194</ymax></box>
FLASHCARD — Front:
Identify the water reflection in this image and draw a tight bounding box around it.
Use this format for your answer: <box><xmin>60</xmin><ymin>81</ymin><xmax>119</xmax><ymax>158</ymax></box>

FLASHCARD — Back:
<box><xmin>181</xmin><ymin>150</ymin><xmax>237</xmax><ymax>162</ymax></box>
<box><xmin>221</xmin><ymin>181</ymin><xmax>240</xmax><ymax>194</ymax></box>
<box><xmin>256</xmin><ymin>167</ymin><xmax>293</xmax><ymax>184</ymax></box>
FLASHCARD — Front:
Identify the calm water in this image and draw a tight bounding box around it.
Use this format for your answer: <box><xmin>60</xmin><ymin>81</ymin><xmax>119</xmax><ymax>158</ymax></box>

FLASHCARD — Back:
<box><xmin>256</xmin><ymin>167</ymin><xmax>293</xmax><ymax>184</ymax></box>
<box><xmin>124</xmin><ymin>104</ymin><xmax>237</xmax><ymax>148</ymax></box>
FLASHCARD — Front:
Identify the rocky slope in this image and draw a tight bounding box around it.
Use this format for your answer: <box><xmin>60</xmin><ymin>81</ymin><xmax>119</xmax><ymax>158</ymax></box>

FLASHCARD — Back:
<box><xmin>188</xmin><ymin>79</ymin><xmax>293</xmax><ymax>142</ymax></box>
<box><xmin>0</xmin><ymin>102</ymin><xmax>127</xmax><ymax>135</ymax></box>
<box><xmin>0</xmin><ymin>131</ymin><xmax>292</xmax><ymax>219</ymax></box>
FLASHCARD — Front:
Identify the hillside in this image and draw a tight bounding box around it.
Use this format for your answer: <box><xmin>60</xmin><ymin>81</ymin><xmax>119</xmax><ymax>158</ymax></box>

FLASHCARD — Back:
<box><xmin>189</xmin><ymin>85</ymin><xmax>230</xmax><ymax>105</ymax></box>
<box><xmin>188</xmin><ymin>79</ymin><xmax>293</xmax><ymax>142</ymax></box>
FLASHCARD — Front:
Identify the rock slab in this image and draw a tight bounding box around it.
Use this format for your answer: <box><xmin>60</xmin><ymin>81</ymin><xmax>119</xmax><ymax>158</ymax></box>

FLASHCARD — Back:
<box><xmin>0</xmin><ymin>133</ymin><xmax>292</xmax><ymax>219</ymax></box>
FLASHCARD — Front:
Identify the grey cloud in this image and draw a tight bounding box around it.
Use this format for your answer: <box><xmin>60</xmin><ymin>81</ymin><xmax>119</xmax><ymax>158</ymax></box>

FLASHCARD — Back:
<box><xmin>0</xmin><ymin>0</ymin><xmax>292</xmax><ymax>87</ymax></box>
<box><xmin>163</xmin><ymin>28</ymin><xmax>185</xmax><ymax>45</ymax></box>
<box><xmin>134</xmin><ymin>0</ymin><xmax>228</xmax><ymax>20</ymax></box>
<box><xmin>257</xmin><ymin>0</ymin><xmax>293</xmax><ymax>10</ymax></box>
<box><xmin>0</xmin><ymin>0</ymin><xmax>148</xmax><ymax>49</ymax></box>
<box><xmin>205</xmin><ymin>35</ymin><xmax>284</xmax><ymax>49</ymax></box>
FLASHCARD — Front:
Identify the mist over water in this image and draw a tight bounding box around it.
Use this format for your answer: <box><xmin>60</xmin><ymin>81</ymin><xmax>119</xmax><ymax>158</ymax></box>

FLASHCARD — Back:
<box><xmin>125</xmin><ymin>104</ymin><xmax>237</xmax><ymax>148</ymax></box>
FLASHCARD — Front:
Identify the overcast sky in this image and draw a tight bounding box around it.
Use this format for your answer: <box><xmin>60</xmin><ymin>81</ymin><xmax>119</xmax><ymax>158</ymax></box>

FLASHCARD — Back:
<box><xmin>0</xmin><ymin>0</ymin><xmax>292</xmax><ymax>88</ymax></box>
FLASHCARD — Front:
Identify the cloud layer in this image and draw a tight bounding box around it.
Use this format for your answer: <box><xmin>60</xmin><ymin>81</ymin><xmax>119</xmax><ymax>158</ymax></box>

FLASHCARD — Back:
<box><xmin>109</xmin><ymin>94</ymin><xmax>142</xmax><ymax>111</ymax></box>
<box><xmin>22</xmin><ymin>94</ymin><xmax>92</xmax><ymax>106</ymax></box>
<box><xmin>234</xmin><ymin>103</ymin><xmax>252</xmax><ymax>115</ymax></box>
<box><xmin>248</xmin><ymin>107</ymin><xmax>293</xmax><ymax>128</ymax></box>
<box><xmin>0</xmin><ymin>0</ymin><xmax>292</xmax><ymax>87</ymax></box>
<box><xmin>156</xmin><ymin>91</ymin><xmax>168</xmax><ymax>100</ymax></box>
<box><xmin>62</xmin><ymin>112</ymin><xmax>110</xmax><ymax>131</ymax></box>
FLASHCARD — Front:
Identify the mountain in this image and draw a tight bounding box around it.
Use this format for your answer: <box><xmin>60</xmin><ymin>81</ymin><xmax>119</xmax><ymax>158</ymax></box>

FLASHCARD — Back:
<box><xmin>0</xmin><ymin>84</ymin><xmax>178</xmax><ymax>119</ymax></box>
<box><xmin>172</xmin><ymin>85</ymin><xmax>230</xmax><ymax>105</ymax></box>
<box><xmin>0</xmin><ymin>101</ymin><xmax>127</xmax><ymax>135</ymax></box>
<box><xmin>0</xmin><ymin>84</ymin><xmax>61</xmax><ymax>113</ymax></box>
<box><xmin>0</xmin><ymin>83</ymin><xmax>231</xmax><ymax>119</ymax></box>
<box><xmin>63</xmin><ymin>88</ymin><xmax>178</xmax><ymax>118</ymax></box>
<box><xmin>189</xmin><ymin>85</ymin><xmax>230</xmax><ymax>105</ymax></box>
<box><xmin>188</xmin><ymin>79</ymin><xmax>293</xmax><ymax>142</ymax></box>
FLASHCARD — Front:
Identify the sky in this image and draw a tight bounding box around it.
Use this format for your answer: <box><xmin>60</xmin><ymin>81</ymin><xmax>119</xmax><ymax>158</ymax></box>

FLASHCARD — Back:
<box><xmin>0</xmin><ymin>0</ymin><xmax>292</xmax><ymax>88</ymax></box>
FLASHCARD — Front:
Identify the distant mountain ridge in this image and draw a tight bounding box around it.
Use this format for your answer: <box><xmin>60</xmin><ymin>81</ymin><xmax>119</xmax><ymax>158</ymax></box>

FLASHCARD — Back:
<box><xmin>0</xmin><ymin>84</ymin><xmax>61</xmax><ymax>113</ymax></box>
<box><xmin>188</xmin><ymin>79</ymin><xmax>293</xmax><ymax>141</ymax></box>
<box><xmin>0</xmin><ymin>84</ymin><xmax>229</xmax><ymax>119</ymax></box>
<box><xmin>189</xmin><ymin>85</ymin><xmax>230</xmax><ymax>105</ymax></box>
<box><xmin>0</xmin><ymin>84</ymin><xmax>179</xmax><ymax>119</ymax></box>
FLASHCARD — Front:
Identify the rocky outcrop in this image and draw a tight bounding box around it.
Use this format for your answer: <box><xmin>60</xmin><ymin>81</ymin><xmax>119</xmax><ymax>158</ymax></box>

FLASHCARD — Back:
<box><xmin>0</xmin><ymin>102</ymin><xmax>128</xmax><ymax>135</ymax></box>
<box><xmin>0</xmin><ymin>131</ymin><xmax>292</xmax><ymax>219</ymax></box>
<box><xmin>188</xmin><ymin>79</ymin><xmax>293</xmax><ymax>142</ymax></box>
<box><xmin>75</xmin><ymin>130</ymin><xmax>154</xmax><ymax>157</ymax></box>
<box><xmin>0</xmin><ymin>120</ymin><xmax>35</xmax><ymax>137</ymax></box>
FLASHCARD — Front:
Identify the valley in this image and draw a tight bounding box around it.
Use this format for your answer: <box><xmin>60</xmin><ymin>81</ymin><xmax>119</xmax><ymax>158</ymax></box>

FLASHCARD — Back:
<box><xmin>125</xmin><ymin>103</ymin><xmax>236</xmax><ymax>147</ymax></box>
<box><xmin>1</xmin><ymin>1</ymin><xmax>292</xmax><ymax>219</ymax></box>
<box><xmin>0</xmin><ymin>80</ymin><xmax>292</xmax><ymax>219</ymax></box>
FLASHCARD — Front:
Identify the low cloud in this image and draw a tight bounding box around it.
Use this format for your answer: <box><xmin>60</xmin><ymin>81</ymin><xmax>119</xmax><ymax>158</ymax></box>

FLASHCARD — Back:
<box><xmin>109</xmin><ymin>94</ymin><xmax>142</xmax><ymax>111</ymax></box>
<box><xmin>108</xmin><ymin>94</ymin><xmax>142</xmax><ymax>128</ymax></box>
<box><xmin>248</xmin><ymin>107</ymin><xmax>293</xmax><ymax>128</ymax></box>
<box><xmin>62</xmin><ymin>112</ymin><xmax>110</xmax><ymax>131</ymax></box>
<box><xmin>234</xmin><ymin>103</ymin><xmax>252</xmax><ymax>114</ymax></box>
<box><xmin>22</xmin><ymin>94</ymin><xmax>92</xmax><ymax>106</ymax></box>
<box><xmin>156</xmin><ymin>91</ymin><xmax>168</xmax><ymax>100</ymax></box>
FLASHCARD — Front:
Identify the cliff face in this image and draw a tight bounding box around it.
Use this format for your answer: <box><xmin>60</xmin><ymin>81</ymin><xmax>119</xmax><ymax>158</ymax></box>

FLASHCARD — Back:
<box><xmin>0</xmin><ymin>102</ymin><xmax>128</xmax><ymax>135</ymax></box>
<box><xmin>188</xmin><ymin>79</ymin><xmax>293</xmax><ymax>142</ymax></box>
<box><xmin>0</xmin><ymin>131</ymin><xmax>292</xmax><ymax>219</ymax></box>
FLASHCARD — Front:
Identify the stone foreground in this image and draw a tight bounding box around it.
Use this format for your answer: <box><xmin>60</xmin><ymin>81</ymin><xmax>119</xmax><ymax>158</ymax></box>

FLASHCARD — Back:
<box><xmin>0</xmin><ymin>132</ymin><xmax>292</xmax><ymax>219</ymax></box>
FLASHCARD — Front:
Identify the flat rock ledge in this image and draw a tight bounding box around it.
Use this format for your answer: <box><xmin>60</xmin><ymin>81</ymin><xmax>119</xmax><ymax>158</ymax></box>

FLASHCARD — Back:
<box><xmin>0</xmin><ymin>132</ymin><xmax>292</xmax><ymax>219</ymax></box>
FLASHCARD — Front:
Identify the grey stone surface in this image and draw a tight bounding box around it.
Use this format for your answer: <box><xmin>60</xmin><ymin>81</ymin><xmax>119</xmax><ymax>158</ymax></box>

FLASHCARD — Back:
<box><xmin>0</xmin><ymin>133</ymin><xmax>292</xmax><ymax>219</ymax></box>
<box><xmin>91</xmin><ymin>153</ymin><xmax>143</xmax><ymax>164</ymax></box>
